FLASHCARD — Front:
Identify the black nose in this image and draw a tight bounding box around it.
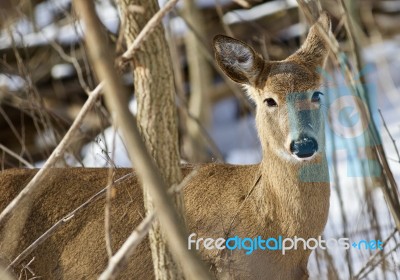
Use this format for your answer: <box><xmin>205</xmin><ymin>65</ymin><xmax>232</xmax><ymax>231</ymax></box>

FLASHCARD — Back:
<box><xmin>290</xmin><ymin>136</ymin><xmax>318</xmax><ymax>158</ymax></box>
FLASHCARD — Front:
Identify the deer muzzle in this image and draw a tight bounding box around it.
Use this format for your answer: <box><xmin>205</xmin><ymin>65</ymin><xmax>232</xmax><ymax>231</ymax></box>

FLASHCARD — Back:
<box><xmin>290</xmin><ymin>135</ymin><xmax>318</xmax><ymax>159</ymax></box>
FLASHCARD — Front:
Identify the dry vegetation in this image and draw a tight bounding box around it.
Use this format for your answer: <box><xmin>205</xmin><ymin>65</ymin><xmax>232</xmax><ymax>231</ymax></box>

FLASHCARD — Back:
<box><xmin>0</xmin><ymin>0</ymin><xmax>400</xmax><ymax>279</ymax></box>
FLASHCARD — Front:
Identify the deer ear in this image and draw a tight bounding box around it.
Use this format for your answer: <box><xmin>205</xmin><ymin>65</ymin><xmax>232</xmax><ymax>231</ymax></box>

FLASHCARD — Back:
<box><xmin>213</xmin><ymin>35</ymin><xmax>264</xmax><ymax>85</ymax></box>
<box><xmin>292</xmin><ymin>12</ymin><xmax>331</xmax><ymax>69</ymax></box>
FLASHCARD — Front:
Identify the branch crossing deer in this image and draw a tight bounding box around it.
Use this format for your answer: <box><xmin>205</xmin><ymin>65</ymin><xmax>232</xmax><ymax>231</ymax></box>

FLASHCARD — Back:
<box><xmin>0</xmin><ymin>13</ymin><xmax>331</xmax><ymax>280</ymax></box>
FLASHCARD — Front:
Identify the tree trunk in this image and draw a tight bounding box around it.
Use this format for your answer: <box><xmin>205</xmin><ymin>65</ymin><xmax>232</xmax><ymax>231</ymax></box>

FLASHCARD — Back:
<box><xmin>116</xmin><ymin>1</ymin><xmax>184</xmax><ymax>279</ymax></box>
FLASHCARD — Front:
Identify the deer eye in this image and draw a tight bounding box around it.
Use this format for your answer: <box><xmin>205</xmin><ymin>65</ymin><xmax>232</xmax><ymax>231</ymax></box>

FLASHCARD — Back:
<box><xmin>311</xmin><ymin>91</ymin><xmax>323</xmax><ymax>103</ymax></box>
<box><xmin>264</xmin><ymin>98</ymin><xmax>278</xmax><ymax>107</ymax></box>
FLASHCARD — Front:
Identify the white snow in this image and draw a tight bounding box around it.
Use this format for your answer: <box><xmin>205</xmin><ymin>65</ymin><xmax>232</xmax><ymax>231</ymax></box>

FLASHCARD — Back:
<box><xmin>95</xmin><ymin>0</ymin><xmax>119</xmax><ymax>34</ymax></box>
<box><xmin>223</xmin><ymin>0</ymin><xmax>298</xmax><ymax>25</ymax></box>
<box><xmin>51</xmin><ymin>63</ymin><xmax>75</xmax><ymax>79</ymax></box>
<box><xmin>159</xmin><ymin>0</ymin><xmax>233</xmax><ymax>8</ymax></box>
<box><xmin>80</xmin><ymin>97</ymin><xmax>137</xmax><ymax>167</ymax></box>
<box><xmin>81</xmin><ymin>126</ymin><xmax>132</xmax><ymax>168</ymax></box>
<box><xmin>0</xmin><ymin>0</ymin><xmax>118</xmax><ymax>50</ymax></box>
<box><xmin>0</xmin><ymin>74</ymin><xmax>25</xmax><ymax>91</ymax></box>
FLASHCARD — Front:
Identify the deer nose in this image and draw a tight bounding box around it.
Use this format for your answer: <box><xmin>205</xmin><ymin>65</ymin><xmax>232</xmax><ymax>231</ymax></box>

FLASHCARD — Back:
<box><xmin>290</xmin><ymin>136</ymin><xmax>318</xmax><ymax>158</ymax></box>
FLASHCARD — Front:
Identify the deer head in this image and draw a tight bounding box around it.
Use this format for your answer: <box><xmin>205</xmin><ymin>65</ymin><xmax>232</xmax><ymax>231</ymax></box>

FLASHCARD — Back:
<box><xmin>214</xmin><ymin>13</ymin><xmax>331</xmax><ymax>165</ymax></box>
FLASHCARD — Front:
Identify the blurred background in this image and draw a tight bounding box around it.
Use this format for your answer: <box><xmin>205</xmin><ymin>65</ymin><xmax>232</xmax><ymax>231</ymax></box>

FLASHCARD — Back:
<box><xmin>0</xmin><ymin>0</ymin><xmax>400</xmax><ymax>278</ymax></box>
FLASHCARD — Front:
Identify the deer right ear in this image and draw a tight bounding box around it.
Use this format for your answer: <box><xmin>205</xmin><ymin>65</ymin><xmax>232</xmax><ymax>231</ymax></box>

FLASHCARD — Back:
<box><xmin>213</xmin><ymin>35</ymin><xmax>264</xmax><ymax>85</ymax></box>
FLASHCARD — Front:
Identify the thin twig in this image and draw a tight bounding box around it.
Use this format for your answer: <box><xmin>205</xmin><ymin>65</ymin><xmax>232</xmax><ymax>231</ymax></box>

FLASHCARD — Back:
<box><xmin>355</xmin><ymin>229</ymin><xmax>399</xmax><ymax>279</ymax></box>
<box><xmin>105</xmin><ymin>168</ymin><xmax>116</xmax><ymax>259</ymax></box>
<box><xmin>0</xmin><ymin>144</ymin><xmax>34</xmax><ymax>169</ymax></box>
<box><xmin>224</xmin><ymin>173</ymin><xmax>261</xmax><ymax>239</ymax></box>
<box><xmin>0</xmin><ymin>107</ymin><xmax>32</xmax><ymax>163</ymax></box>
<box><xmin>168</xmin><ymin>167</ymin><xmax>200</xmax><ymax>195</ymax></box>
<box><xmin>98</xmin><ymin>213</ymin><xmax>155</xmax><ymax>280</ymax></box>
<box><xmin>378</xmin><ymin>109</ymin><xmax>400</xmax><ymax>163</ymax></box>
<box><xmin>214</xmin><ymin>0</ymin><xmax>234</xmax><ymax>37</ymax></box>
<box><xmin>104</xmin><ymin>130</ymin><xmax>120</xmax><ymax>258</ymax></box>
<box><xmin>48</xmin><ymin>39</ymin><xmax>90</xmax><ymax>94</ymax></box>
<box><xmin>183</xmin><ymin>107</ymin><xmax>224</xmax><ymax>162</ymax></box>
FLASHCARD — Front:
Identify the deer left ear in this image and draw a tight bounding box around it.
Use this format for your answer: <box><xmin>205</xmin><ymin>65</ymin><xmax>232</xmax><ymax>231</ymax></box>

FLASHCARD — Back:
<box><xmin>291</xmin><ymin>12</ymin><xmax>331</xmax><ymax>69</ymax></box>
<box><xmin>213</xmin><ymin>35</ymin><xmax>264</xmax><ymax>85</ymax></box>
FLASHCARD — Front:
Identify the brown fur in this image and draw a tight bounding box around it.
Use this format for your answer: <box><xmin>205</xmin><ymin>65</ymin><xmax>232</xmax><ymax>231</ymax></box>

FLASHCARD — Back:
<box><xmin>0</xmin><ymin>13</ymin><xmax>331</xmax><ymax>280</ymax></box>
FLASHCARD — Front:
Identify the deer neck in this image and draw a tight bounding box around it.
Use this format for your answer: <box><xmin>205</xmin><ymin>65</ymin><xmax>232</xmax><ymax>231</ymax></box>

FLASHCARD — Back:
<box><xmin>254</xmin><ymin>150</ymin><xmax>330</xmax><ymax>238</ymax></box>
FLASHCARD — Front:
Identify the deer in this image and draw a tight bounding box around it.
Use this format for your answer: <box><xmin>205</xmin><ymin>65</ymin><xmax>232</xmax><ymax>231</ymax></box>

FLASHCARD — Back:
<box><xmin>0</xmin><ymin>12</ymin><xmax>331</xmax><ymax>280</ymax></box>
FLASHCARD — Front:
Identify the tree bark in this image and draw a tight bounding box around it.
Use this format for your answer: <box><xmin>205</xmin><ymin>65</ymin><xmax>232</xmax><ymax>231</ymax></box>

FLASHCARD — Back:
<box><xmin>116</xmin><ymin>1</ymin><xmax>184</xmax><ymax>279</ymax></box>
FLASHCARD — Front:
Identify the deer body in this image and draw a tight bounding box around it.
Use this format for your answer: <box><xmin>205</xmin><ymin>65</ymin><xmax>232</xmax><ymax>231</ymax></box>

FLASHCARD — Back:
<box><xmin>0</xmin><ymin>13</ymin><xmax>331</xmax><ymax>280</ymax></box>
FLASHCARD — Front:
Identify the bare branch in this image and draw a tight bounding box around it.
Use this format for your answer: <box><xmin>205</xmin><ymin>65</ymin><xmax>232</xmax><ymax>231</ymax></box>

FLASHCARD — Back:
<box><xmin>0</xmin><ymin>144</ymin><xmax>34</xmax><ymax>169</ymax></box>
<box><xmin>378</xmin><ymin>109</ymin><xmax>400</xmax><ymax>163</ymax></box>
<box><xmin>73</xmin><ymin>1</ymin><xmax>210</xmax><ymax>280</ymax></box>
<box><xmin>354</xmin><ymin>229</ymin><xmax>398</xmax><ymax>279</ymax></box>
